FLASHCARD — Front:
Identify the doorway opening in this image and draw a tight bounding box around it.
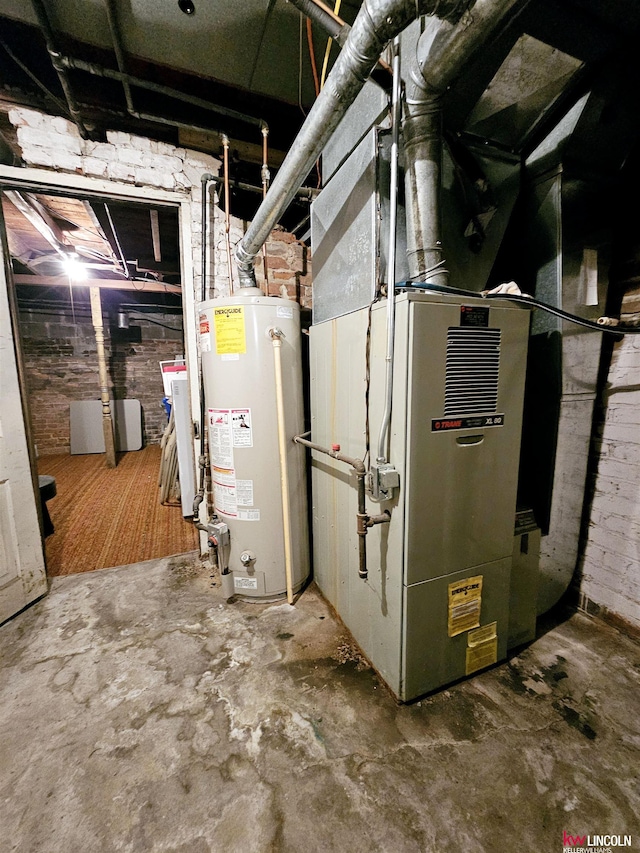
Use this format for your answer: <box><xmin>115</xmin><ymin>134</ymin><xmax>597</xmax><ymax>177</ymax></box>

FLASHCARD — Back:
<box><xmin>1</xmin><ymin>186</ymin><xmax>198</xmax><ymax>576</ymax></box>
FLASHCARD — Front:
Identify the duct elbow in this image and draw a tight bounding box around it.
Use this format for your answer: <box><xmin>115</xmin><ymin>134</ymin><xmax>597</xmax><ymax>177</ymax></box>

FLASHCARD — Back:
<box><xmin>235</xmin><ymin>242</ymin><xmax>257</xmax><ymax>288</ymax></box>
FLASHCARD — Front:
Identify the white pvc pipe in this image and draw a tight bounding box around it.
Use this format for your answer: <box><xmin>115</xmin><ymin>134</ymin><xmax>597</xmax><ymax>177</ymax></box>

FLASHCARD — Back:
<box><xmin>271</xmin><ymin>330</ymin><xmax>295</xmax><ymax>605</ymax></box>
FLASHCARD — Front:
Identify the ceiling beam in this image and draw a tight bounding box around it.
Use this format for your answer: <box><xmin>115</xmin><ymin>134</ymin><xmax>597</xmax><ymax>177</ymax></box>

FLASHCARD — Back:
<box><xmin>13</xmin><ymin>274</ymin><xmax>182</xmax><ymax>294</ymax></box>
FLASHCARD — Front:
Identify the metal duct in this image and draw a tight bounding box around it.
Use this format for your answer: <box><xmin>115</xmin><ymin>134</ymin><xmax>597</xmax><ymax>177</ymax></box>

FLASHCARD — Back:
<box><xmin>235</xmin><ymin>0</ymin><xmax>472</xmax><ymax>288</ymax></box>
<box><xmin>404</xmin><ymin>0</ymin><xmax>529</xmax><ymax>283</ymax></box>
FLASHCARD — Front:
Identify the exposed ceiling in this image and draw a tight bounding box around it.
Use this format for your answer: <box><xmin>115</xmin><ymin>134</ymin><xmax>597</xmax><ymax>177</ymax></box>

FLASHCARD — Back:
<box><xmin>2</xmin><ymin>0</ymin><xmax>640</xmax><ymax>310</ymax></box>
<box><xmin>0</xmin><ymin>0</ymin><xmax>361</xmax><ymax>169</ymax></box>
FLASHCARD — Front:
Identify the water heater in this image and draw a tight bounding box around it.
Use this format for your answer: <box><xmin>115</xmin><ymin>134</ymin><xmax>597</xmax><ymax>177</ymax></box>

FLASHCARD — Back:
<box><xmin>199</xmin><ymin>289</ymin><xmax>309</xmax><ymax>599</ymax></box>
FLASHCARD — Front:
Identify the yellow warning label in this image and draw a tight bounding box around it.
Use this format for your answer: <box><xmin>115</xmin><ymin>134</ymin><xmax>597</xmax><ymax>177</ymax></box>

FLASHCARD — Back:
<box><xmin>466</xmin><ymin>637</ymin><xmax>498</xmax><ymax>675</ymax></box>
<box><xmin>214</xmin><ymin>306</ymin><xmax>246</xmax><ymax>355</ymax></box>
<box><xmin>448</xmin><ymin>575</ymin><xmax>483</xmax><ymax>637</ymax></box>
<box><xmin>467</xmin><ymin>621</ymin><xmax>497</xmax><ymax>647</ymax></box>
<box><xmin>466</xmin><ymin>621</ymin><xmax>498</xmax><ymax>675</ymax></box>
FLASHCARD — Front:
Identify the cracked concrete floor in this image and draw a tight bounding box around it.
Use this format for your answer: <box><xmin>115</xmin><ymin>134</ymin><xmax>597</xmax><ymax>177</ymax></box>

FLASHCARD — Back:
<box><xmin>1</xmin><ymin>553</ymin><xmax>639</xmax><ymax>853</ymax></box>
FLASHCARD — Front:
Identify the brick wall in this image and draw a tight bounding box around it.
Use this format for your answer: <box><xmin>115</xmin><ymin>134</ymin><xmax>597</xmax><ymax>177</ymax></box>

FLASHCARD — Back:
<box><xmin>7</xmin><ymin>107</ymin><xmax>312</xmax><ymax>456</ymax></box>
<box><xmin>8</xmin><ymin>106</ymin><xmax>312</xmax><ymax>309</ymax></box>
<box><xmin>19</xmin><ymin>301</ymin><xmax>183</xmax><ymax>454</ymax></box>
<box><xmin>578</xmin><ymin>285</ymin><xmax>640</xmax><ymax>631</ymax></box>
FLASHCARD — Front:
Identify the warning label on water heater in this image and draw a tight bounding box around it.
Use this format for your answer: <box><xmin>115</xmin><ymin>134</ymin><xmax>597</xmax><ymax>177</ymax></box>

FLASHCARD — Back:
<box><xmin>231</xmin><ymin>408</ymin><xmax>253</xmax><ymax>447</ymax></box>
<box><xmin>448</xmin><ymin>575</ymin><xmax>483</xmax><ymax>636</ymax></box>
<box><xmin>199</xmin><ymin>313</ymin><xmax>211</xmax><ymax>353</ymax></box>
<box><xmin>214</xmin><ymin>306</ymin><xmax>246</xmax><ymax>355</ymax></box>
<box><xmin>208</xmin><ymin>409</ymin><xmax>234</xmax><ymax>469</ymax></box>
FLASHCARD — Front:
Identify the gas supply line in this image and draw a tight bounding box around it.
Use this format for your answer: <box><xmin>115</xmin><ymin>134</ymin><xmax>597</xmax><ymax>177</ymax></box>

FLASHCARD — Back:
<box><xmin>293</xmin><ymin>433</ymin><xmax>390</xmax><ymax>580</ymax></box>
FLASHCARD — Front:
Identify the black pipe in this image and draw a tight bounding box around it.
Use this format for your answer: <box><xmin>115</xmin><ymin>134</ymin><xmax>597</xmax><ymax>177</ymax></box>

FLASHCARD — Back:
<box><xmin>402</xmin><ymin>281</ymin><xmax>640</xmax><ymax>335</ymax></box>
<box><xmin>287</xmin><ymin>0</ymin><xmax>349</xmax><ymax>45</ymax></box>
<box><xmin>30</xmin><ymin>0</ymin><xmax>90</xmax><ymax>138</ymax></box>
<box><xmin>206</xmin><ymin>174</ymin><xmax>319</xmax><ymax>201</ymax></box>
<box><xmin>192</xmin><ymin>173</ymin><xmax>217</xmax><ymax>525</ymax></box>
<box><xmin>59</xmin><ymin>55</ymin><xmax>268</xmax><ymax>132</ymax></box>
<box><xmin>104</xmin><ymin>0</ymin><xmax>134</xmax><ymax>113</ymax></box>
<box><xmin>287</xmin><ymin>0</ymin><xmax>392</xmax><ymax>89</ymax></box>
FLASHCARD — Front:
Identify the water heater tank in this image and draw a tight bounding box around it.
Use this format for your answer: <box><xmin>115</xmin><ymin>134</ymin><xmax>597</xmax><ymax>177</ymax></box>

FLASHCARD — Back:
<box><xmin>198</xmin><ymin>288</ymin><xmax>309</xmax><ymax>599</ymax></box>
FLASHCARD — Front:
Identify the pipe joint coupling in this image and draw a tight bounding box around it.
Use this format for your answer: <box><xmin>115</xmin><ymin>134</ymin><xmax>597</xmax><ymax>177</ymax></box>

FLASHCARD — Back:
<box><xmin>235</xmin><ymin>243</ymin><xmax>257</xmax><ymax>288</ymax></box>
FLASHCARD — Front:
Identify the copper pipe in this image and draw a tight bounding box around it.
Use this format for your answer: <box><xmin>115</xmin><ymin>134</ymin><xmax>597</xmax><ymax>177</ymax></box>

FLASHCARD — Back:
<box><xmin>222</xmin><ymin>135</ymin><xmax>234</xmax><ymax>294</ymax></box>
<box><xmin>261</xmin><ymin>126</ymin><xmax>270</xmax><ymax>293</ymax></box>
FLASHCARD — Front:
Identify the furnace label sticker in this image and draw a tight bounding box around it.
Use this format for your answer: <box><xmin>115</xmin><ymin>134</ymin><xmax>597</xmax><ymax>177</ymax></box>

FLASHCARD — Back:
<box><xmin>460</xmin><ymin>305</ymin><xmax>490</xmax><ymax>327</ymax></box>
<box><xmin>208</xmin><ymin>408</ymin><xmax>234</xmax><ymax>469</ymax></box>
<box><xmin>231</xmin><ymin>408</ymin><xmax>253</xmax><ymax>447</ymax></box>
<box><xmin>448</xmin><ymin>575</ymin><xmax>483</xmax><ymax>636</ymax></box>
<box><xmin>466</xmin><ymin>621</ymin><xmax>498</xmax><ymax>675</ymax></box>
<box><xmin>199</xmin><ymin>313</ymin><xmax>211</xmax><ymax>353</ymax></box>
<box><xmin>214</xmin><ymin>305</ymin><xmax>246</xmax><ymax>355</ymax></box>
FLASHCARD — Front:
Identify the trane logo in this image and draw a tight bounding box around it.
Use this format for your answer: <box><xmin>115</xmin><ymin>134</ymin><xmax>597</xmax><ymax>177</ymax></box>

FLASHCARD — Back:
<box><xmin>434</xmin><ymin>419</ymin><xmax>462</xmax><ymax>430</ymax></box>
<box><xmin>214</xmin><ymin>307</ymin><xmax>242</xmax><ymax>316</ymax></box>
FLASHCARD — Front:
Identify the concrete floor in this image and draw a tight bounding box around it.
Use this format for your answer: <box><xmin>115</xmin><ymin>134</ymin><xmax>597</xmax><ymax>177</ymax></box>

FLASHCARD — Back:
<box><xmin>1</xmin><ymin>554</ymin><xmax>639</xmax><ymax>853</ymax></box>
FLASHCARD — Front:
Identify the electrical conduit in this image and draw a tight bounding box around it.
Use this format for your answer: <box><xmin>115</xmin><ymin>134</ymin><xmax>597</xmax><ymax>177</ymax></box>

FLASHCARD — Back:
<box><xmin>376</xmin><ymin>35</ymin><xmax>402</xmax><ymax>464</ymax></box>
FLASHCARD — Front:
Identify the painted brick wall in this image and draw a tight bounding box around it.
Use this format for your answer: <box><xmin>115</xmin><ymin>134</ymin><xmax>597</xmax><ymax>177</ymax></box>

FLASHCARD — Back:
<box><xmin>7</xmin><ymin>107</ymin><xmax>312</xmax><ymax>456</ymax></box>
<box><xmin>8</xmin><ymin>106</ymin><xmax>312</xmax><ymax>308</ymax></box>
<box><xmin>578</xmin><ymin>286</ymin><xmax>640</xmax><ymax>631</ymax></box>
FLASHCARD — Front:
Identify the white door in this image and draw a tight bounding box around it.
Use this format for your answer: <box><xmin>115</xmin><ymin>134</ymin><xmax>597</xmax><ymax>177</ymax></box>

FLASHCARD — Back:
<box><xmin>0</xmin><ymin>237</ymin><xmax>48</xmax><ymax>623</ymax></box>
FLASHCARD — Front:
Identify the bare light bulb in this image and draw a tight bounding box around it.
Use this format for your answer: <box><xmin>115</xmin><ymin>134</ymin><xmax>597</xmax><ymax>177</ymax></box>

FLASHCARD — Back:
<box><xmin>62</xmin><ymin>254</ymin><xmax>88</xmax><ymax>282</ymax></box>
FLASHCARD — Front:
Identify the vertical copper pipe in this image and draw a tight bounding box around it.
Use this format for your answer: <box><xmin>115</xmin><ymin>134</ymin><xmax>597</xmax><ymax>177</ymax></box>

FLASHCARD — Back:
<box><xmin>261</xmin><ymin>126</ymin><xmax>270</xmax><ymax>294</ymax></box>
<box><xmin>222</xmin><ymin>135</ymin><xmax>234</xmax><ymax>294</ymax></box>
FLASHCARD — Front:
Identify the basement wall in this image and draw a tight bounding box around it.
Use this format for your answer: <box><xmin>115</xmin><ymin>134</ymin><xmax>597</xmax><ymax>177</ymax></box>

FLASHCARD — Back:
<box><xmin>6</xmin><ymin>107</ymin><xmax>311</xmax><ymax>453</ymax></box>
<box><xmin>7</xmin><ymin>107</ymin><xmax>311</xmax><ymax>306</ymax></box>
<box><xmin>18</xmin><ymin>301</ymin><xmax>183</xmax><ymax>453</ymax></box>
<box><xmin>578</xmin><ymin>285</ymin><xmax>640</xmax><ymax>632</ymax></box>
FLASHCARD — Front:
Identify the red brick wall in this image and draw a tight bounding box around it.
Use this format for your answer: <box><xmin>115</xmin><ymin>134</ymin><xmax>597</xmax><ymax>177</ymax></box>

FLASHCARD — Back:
<box><xmin>18</xmin><ymin>301</ymin><xmax>183</xmax><ymax>455</ymax></box>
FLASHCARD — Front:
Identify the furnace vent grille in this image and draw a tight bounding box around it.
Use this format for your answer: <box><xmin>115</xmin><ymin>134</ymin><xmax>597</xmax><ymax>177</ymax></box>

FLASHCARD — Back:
<box><xmin>444</xmin><ymin>328</ymin><xmax>501</xmax><ymax>416</ymax></box>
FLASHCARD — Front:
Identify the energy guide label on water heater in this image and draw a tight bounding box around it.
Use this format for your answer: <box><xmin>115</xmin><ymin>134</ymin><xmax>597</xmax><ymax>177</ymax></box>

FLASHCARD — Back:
<box><xmin>447</xmin><ymin>575</ymin><xmax>483</xmax><ymax>637</ymax></box>
<box><xmin>214</xmin><ymin>305</ymin><xmax>246</xmax><ymax>355</ymax></box>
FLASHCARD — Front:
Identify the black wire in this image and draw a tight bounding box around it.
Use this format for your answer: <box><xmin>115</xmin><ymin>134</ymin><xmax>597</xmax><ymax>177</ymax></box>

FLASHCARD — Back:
<box><xmin>399</xmin><ymin>281</ymin><xmax>640</xmax><ymax>335</ymax></box>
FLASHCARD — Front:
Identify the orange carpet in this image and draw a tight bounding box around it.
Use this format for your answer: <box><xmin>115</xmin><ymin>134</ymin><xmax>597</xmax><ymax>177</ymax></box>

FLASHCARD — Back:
<box><xmin>38</xmin><ymin>446</ymin><xmax>199</xmax><ymax>576</ymax></box>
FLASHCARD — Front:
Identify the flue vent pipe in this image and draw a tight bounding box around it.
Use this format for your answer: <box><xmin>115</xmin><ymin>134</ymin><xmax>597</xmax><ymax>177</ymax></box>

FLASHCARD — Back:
<box><xmin>404</xmin><ymin>0</ymin><xmax>529</xmax><ymax>282</ymax></box>
<box><xmin>235</xmin><ymin>0</ymin><xmax>472</xmax><ymax>288</ymax></box>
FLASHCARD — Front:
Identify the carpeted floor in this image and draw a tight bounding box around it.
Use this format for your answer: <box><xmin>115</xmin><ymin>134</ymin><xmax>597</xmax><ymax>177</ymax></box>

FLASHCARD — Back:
<box><xmin>38</xmin><ymin>445</ymin><xmax>199</xmax><ymax>576</ymax></box>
